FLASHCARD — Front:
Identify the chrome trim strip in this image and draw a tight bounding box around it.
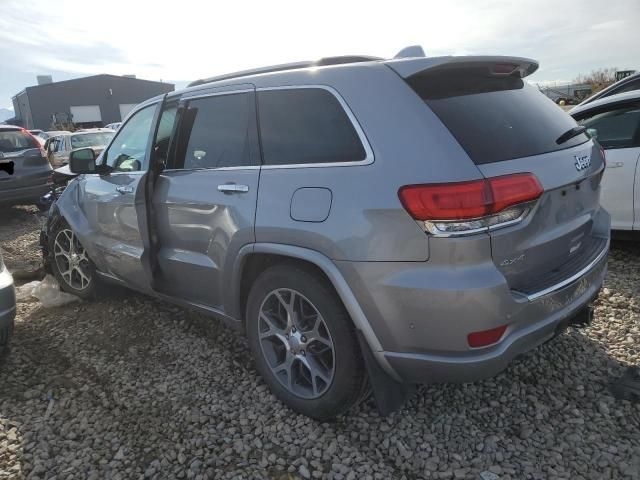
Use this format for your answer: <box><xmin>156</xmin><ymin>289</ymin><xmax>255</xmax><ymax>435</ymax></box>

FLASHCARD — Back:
<box><xmin>256</xmin><ymin>85</ymin><xmax>374</xmax><ymax>169</ymax></box>
<box><xmin>181</xmin><ymin>88</ymin><xmax>255</xmax><ymax>101</ymax></box>
<box><xmin>523</xmin><ymin>240</ymin><xmax>609</xmax><ymax>301</ymax></box>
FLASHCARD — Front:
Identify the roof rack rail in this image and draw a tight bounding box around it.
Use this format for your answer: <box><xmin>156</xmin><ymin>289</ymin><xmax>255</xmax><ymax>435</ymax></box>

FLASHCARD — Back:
<box><xmin>188</xmin><ymin>55</ymin><xmax>382</xmax><ymax>88</ymax></box>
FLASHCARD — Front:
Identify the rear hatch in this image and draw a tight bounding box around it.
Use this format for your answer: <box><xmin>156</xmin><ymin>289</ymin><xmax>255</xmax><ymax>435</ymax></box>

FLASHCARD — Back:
<box><xmin>0</xmin><ymin>128</ymin><xmax>51</xmax><ymax>189</ymax></box>
<box><xmin>394</xmin><ymin>58</ymin><xmax>606</xmax><ymax>295</ymax></box>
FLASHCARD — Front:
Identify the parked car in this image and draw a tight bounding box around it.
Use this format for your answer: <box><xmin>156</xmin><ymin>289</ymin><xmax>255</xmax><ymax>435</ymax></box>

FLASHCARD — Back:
<box><xmin>0</xmin><ymin>125</ymin><xmax>52</xmax><ymax>206</ymax></box>
<box><xmin>105</xmin><ymin>122</ymin><xmax>122</xmax><ymax>131</ymax></box>
<box><xmin>0</xmin><ymin>251</ymin><xmax>16</xmax><ymax>358</ymax></box>
<box><xmin>28</xmin><ymin>129</ymin><xmax>46</xmax><ymax>146</ymax></box>
<box><xmin>47</xmin><ymin>129</ymin><xmax>115</xmax><ymax>166</ymax></box>
<box><xmin>41</xmin><ymin>50</ymin><xmax>610</xmax><ymax>419</ymax></box>
<box><xmin>577</xmin><ymin>72</ymin><xmax>640</xmax><ymax>107</ymax></box>
<box><xmin>570</xmin><ymin>91</ymin><xmax>640</xmax><ymax>232</ymax></box>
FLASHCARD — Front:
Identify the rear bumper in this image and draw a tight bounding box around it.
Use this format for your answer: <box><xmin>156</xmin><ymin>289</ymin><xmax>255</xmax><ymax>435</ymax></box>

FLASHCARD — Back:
<box><xmin>384</xmin><ymin>253</ymin><xmax>606</xmax><ymax>383</ymax></box>
<box><xmin>0</xmin><ymin>181</ymin><xmax>50</xmax><ymax>205</ymax></box>
<box><xmin>0</xmin><ymin>267</ymin><xmax>16</xmax><ymax>331</ymax></box>
<box><xmin>335</xmin><ymin>209</ymin><xmax>611</xmax><ymax>384</ymax></box>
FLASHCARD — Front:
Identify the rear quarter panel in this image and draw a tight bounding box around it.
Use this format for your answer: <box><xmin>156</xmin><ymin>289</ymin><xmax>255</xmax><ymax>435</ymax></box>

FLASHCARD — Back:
<box><xmin>254</xmin><ymin>64</ymin><xmax>484</xmax><ymax>261</ymax></box>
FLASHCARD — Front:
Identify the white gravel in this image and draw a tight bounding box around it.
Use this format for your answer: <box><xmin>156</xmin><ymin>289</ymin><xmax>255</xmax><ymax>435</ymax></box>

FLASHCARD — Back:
<box><xmin>1</xmin><ymin>205</ymin><xmax>639</xmax><ymax>479</ymax></box>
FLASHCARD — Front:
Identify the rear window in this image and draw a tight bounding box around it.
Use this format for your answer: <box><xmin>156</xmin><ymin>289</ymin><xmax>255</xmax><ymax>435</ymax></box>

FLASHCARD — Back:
<box><xmin>257</xmin><ymin>88</ymin><xmax>366</xmax><ymax>165</ymax></box>
<box><xmin>0</xmin><ymin>129</ymin><xmax>39</xmax><ymax>153</ymax></box>
<box><xmin>71</xmin><ymin>132</ymin><xmax>114</xmax><ymax>149</ymax></box>
<box><xmin>408</xmin><ymin>67</ymin><xmax>589</xmax><ymax>164</ymax></box>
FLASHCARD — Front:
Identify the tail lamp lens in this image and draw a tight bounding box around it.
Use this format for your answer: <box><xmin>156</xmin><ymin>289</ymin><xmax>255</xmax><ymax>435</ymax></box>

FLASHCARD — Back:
<box><xmin>398</xmin><ymin>173</ymin><xmax>543</xmax><ymax>236</ymax></box>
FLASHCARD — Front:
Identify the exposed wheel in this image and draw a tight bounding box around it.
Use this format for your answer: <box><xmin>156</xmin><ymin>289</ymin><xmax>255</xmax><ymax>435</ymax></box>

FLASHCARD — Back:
<box><xmin>246</xmin><ymin>264</ymin><xmax>367</xmax><ymax>420</ymax></box>
<box><xmin>48</xmin><ymin>220</ymin><xmax>96</xmax><ymax>299</ymax></box>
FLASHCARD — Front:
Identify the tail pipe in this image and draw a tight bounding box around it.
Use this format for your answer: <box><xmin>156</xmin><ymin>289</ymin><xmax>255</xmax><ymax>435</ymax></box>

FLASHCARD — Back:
<box><xmin>571</xmin><ymin>304</ymin><xmax>595</xmax><ymax>328</ymax></box>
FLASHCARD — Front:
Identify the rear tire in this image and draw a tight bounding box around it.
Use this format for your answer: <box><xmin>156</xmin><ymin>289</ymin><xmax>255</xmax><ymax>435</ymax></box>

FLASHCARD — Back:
<box><xmin>246</xmin><ymin>264</ymin><xmax>367</xmax><ymax>420</ymax></box>
<box><xmin>48</xmin><ymin>220</ymin><xmax>96</xmax><ymax>300</ymax></box>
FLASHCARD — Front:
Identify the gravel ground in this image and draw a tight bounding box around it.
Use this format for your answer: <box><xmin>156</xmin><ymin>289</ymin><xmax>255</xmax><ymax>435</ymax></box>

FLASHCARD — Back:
<box><xmin>1</xmin><ymin>205</ymin><xmax>639</xmax><ymax>480</ymax></box>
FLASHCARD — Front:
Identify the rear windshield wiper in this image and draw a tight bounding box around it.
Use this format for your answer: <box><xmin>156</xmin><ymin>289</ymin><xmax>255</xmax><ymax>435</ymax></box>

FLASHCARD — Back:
<box><xmin>556</xmin><ymin>126</ymin><xmax>587</xmax><ymax>145</ymax></box>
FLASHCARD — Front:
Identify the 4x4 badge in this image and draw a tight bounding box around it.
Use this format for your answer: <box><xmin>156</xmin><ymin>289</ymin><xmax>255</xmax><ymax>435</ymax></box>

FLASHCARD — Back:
<box><xmin>574</xmin><ymin>154</ymin><xmax>591</xmax><ymax>171</ymax></box>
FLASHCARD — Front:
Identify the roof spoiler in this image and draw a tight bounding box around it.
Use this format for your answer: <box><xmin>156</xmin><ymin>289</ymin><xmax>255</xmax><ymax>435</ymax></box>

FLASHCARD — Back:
<box><xmin>385</xmin><ymin>55</ymin><xmax>539</xmax><ymax>79</ymax></box>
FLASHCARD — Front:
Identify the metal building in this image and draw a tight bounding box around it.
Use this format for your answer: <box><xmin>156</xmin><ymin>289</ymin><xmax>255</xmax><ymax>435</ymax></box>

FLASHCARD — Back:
<box><xmin>11</xmin><ymin>74</ymin><xmax>174</xmax><ymax>130</ymax></box>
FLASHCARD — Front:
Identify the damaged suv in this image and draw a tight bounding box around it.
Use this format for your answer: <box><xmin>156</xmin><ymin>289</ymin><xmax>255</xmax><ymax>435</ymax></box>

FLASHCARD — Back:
<box><xmin>41</xmin><ymin>49</ymin><xmax>610</xmax><ymax>419</ymax></box>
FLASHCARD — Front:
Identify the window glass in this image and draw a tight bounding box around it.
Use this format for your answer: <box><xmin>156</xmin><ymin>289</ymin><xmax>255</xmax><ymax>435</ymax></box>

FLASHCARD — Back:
<box><xmin>104</xmin><ymin>105</ymin><xmax>156</xmax><ymax>171</ymax></box>
<box><xmin>154</xmin><ymin>105</ymin><xmax>177</xmax><ymax>164</ymax></box>
<box><xmin>174</xmin><ymin>93</ymin><xmax>255</xmax><ymax>170</ymax></box>
<box><xmin>258</xmin><ymin>88</ymin><xmax>366</xmax><ymax>165</ymax></box>
<box><xmin>579</xmin><ymin>106</ymin><xmax>640</xmax><ymax>149</ymax></box>
<box><xmin>71</xmin><ymin>132</ymin><xmax>114</xmax><ymax>149</ymax></box>
<box><xmin>408</xmin><ymin>68</ymin><xmax>588</xmax><ymax>164</ymax></box>
<box><xmin>0</xmin><ymin>130</ymin><xmax>39</xmax><ymax>152</ymax></box>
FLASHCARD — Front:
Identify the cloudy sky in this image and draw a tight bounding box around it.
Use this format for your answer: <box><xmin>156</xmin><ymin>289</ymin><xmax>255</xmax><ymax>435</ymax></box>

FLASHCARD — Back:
<box><xmin>0</xmin><ymin>0</ymin><xmax>638</xmax><ymax>109</ymax></box>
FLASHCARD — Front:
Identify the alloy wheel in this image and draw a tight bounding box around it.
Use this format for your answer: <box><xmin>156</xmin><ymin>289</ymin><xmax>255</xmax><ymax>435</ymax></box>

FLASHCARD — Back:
<box><xmin>258</xmin><ymin>288</ymin><xmax>336</xmax><ymax>399</ymax></box>
<box><xmin>53</xmin><ymin>229</ymin><xmax>92</xmax><ymax>291</ymax></box>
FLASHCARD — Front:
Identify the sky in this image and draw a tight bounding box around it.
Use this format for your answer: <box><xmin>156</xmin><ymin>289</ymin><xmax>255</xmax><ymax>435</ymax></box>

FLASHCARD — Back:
<box><xmin>0</xmin><ymin>0</ymin><xmax>639</xmax><ymax>110</ymax></box>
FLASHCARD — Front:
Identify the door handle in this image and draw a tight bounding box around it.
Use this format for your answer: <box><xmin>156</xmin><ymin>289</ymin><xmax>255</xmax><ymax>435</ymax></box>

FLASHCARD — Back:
<box><xmin>218</xmin><ymin>184</ymin><xmax>249</xmax><ymax>194</ymax></box>
<box><xmin>115</xmin><ymin>185</ymin><xmax>134</xmax><ymax>194</ymax></box>
<box><xmin>606</xmin><ymin>162</ymin><xmax>624</xmax><ymax>169</ymax></box>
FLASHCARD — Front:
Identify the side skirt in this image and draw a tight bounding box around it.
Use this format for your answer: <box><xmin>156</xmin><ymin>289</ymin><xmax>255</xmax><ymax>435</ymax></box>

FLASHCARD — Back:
<box><xmin>94</xmin><ymin>270</ymin><xmax>243</xmax><ymax>331</ymax></box>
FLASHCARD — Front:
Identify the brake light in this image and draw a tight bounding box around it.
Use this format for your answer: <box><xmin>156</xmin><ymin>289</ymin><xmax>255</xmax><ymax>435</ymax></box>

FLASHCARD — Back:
<box><xmin>492</xmin><ymin>63</ymin><xmax>518</xmax><ymax>75</ymax></box>
<box><xmin>398</xmin><ymin>173</ymin><xmax>543</xmax><ymax>236</ymax></box>
<box><xmin>468</xmin><ymin>325</ymin><xmax>507</xmax><ymax>348</ymax></box>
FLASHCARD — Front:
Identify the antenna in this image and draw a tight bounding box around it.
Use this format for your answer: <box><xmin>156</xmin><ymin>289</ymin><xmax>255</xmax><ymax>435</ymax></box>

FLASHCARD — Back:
<box><xmin>394</xmin><ymin>45</ymin><xmax>426</xmax><ymax>59</ymax></box>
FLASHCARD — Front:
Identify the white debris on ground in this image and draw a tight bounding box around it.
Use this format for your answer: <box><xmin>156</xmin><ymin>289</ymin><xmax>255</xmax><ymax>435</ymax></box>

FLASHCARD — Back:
<box><xmin>15</xmin><ymin>275</ymin><xmax>80</xmax><ymax>308</ymax></box>
<box><xmin>1</xmin><ymin>205</ymin><xmax>639</xmax><ymax>480</ymax></box>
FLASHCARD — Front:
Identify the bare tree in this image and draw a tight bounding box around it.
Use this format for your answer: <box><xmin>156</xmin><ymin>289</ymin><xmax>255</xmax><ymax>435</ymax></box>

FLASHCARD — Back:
<box><xmin>573</xmin><ymin>68</ymin><xmax>618</xmax><ymax>93</ymax></box>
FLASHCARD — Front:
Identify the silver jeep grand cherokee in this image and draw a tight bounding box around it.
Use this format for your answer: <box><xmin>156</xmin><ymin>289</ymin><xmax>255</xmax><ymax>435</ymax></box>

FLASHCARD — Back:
<box><xmin>41</xmin><ymin>48</ymin><xmax>610</xmax><ymax>419</ymax></box>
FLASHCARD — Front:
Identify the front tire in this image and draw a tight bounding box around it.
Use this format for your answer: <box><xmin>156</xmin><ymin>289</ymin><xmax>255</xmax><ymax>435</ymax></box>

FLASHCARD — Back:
<box><xmin>246</xmin><ymin>264</ymin><xmax>367</xmax><ymax>420</ymax></box>
<box><xmin>48</xmin><ymin>220</ymin><xmax>96</xmax><ymax>299</ymax></box>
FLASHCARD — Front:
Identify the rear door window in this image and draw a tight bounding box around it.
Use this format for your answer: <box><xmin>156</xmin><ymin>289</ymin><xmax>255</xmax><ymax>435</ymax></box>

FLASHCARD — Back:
<box><xmin>0</xmin><ymin>129</ymin><xmax>39</xmax><ymax>153</ymax></box>
<box><xmin>257</xmin><ymin>88</ymin><xmax>366</xmax><ymax>166</ymax></box>
<box><xmin>172</xmin><ymin>92</ymin><xmax>258</xmax><ymax>170</ymax></box>
<box><xmin>408</xmin><ymin>67</ymin><xmax>589</xmax><ymax>164</ymax></box>
<box><xmin>577</xmin><ymin>105</ymin><xmax>640</xmax><ymax>149</ymax></box>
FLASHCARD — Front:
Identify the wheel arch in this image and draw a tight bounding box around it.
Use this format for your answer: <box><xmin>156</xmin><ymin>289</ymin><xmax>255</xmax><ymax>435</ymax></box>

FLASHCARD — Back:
<box><xmin>227</xmin><ymin>243</ymin><xmax>400</xmax><ymax>381</ymax></box>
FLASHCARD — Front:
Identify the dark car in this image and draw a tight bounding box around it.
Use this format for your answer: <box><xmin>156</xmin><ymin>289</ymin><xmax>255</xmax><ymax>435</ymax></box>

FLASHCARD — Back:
<box><xmin>0</xmin><ymin>125</ymin><xmax>52</xmax><ymax>206</ymax></box>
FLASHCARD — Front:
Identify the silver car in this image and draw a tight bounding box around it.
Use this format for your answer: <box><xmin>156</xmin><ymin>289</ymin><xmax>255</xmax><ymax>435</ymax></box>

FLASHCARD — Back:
<box><xmin>47</xmin><ymin>129</ymin><xmax>115</xmax><ymax>167</ymax></box>
<box><xmin>41</xmin><ymin>50</ymin><xmax>610</xmax><ymax>419</ymax></box>
<box><xmin>0</xmin><ymin>125</ymin><xmax>52</xmax><ymax>206</ymax></box>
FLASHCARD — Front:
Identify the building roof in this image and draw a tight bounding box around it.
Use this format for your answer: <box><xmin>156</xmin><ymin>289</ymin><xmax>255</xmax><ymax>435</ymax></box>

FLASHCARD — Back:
<box><xmin>12</xmin><ymin>74</ymin><xmax>173</xmax><ymax>99</ymax></box>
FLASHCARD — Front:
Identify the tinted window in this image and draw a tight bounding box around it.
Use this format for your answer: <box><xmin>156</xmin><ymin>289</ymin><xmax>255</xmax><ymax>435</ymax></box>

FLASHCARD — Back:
<box><xmin>258</xmin><ymin>88</ymin><xmax>366</xmax><ymax>165</ymax></box>
<box><xmin>0</xmin><ymin>129</ymin><xmax>39</xmax><ymax>152</ymax></box>
<box><xmin>71</xmin><ymin>132</ymin><xmax>115</xmax><ymax>149</ymax></box>
<box><xmin>154</xmin><ymin>105</ymin><xmax>177</xmax><ymax>164</ymax></box>
<box><xmin>408</xmin><ymin>68</ymin><xmax>589</xmax><ymax>164</ymax></box>
<box><xmin>579</xmin><ymin>105</ymin><xmax>640</xmax><ymax>149</ymax></box>
<box><xmin>105</xmin><ymin>105</ymin><xmax>156</xmax><ymax>172</ymax></box>
<box><xmin>175</xmin><ymin>93</ymin><xmax>256</xmax><ymax>170</ymax></box>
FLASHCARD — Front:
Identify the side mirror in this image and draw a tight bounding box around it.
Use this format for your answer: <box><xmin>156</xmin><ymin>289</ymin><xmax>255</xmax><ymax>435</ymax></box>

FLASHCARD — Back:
<box><xmin>586</xmin><ymin>128</ymin><xmax>598</xmax><ymax>139</ymax></box>
<box><xmin>69</xmin><ymin>148</ymin><xmax>97</xmax><ymax>174</ymax></box>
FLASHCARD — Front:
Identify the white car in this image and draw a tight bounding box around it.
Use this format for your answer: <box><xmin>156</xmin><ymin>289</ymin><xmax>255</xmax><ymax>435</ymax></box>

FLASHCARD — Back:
<box><xmin>570</xmin><ymin>91</ymin><xmax>640</xmax><ymax>231</ymax></box>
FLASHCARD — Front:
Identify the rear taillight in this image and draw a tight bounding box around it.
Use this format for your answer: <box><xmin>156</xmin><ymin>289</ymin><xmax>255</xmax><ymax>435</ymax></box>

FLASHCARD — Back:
<box><xmin>398</xmin><ymin>173</ymin><xmax>543</xmax><ymax>236</ymax></box>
